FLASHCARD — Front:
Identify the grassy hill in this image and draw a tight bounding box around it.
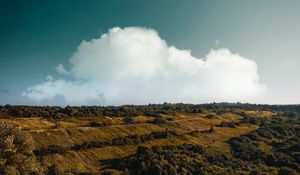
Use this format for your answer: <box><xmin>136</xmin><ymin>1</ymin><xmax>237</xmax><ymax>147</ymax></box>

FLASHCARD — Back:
<box><xmin>0</xmin><ymin>104</ymin><xmax>299</xmax><ymax>175</ymax></box>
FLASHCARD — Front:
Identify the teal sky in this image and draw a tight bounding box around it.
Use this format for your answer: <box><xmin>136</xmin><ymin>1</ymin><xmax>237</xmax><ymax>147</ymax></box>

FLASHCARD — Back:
<box><xmin>1</xmin><ymin>0</ymin><xmax>300</xmax><ymax>105</ymax></box>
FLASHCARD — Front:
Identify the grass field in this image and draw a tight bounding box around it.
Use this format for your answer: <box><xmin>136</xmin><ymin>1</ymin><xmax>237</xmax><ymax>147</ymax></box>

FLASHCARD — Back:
<box><xmin>0</xmin><ymin>109</ymin><xmax>274</xmax><ymax>173</ymax></box>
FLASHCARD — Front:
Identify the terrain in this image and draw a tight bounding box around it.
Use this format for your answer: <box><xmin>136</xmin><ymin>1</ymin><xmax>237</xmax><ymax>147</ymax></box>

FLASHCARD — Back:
<box><xmin>0</xmin><ymin>103</ymin><xmax>299</xmax><ymax>175</ymax></box>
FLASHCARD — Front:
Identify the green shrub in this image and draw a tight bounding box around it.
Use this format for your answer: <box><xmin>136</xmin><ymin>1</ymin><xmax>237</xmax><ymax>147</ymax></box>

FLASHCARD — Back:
<box><xmin>150</xmin><ymin>118</ymin><xmax>167</xmax><ymax>124</ymax></box>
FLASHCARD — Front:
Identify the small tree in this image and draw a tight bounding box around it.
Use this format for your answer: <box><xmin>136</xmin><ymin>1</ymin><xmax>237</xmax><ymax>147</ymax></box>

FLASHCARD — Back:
<box><xmin>0</xmin><ymin>122</ymin><xmax>43</xmax><ymax>175</ymax></box>
<box><xmin>47</xmin><ymin>164</ymin><xmax>62</xmax><ymax>175</ymax></box>
<box><xmin>123</xmin><ymin>117</ymin><xmax>134</xmax><ymax>124</ymax></box>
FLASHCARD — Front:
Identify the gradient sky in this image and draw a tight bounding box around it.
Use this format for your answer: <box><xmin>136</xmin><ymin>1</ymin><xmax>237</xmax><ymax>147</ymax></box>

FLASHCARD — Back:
<box><xmin>1</xmin><ymin>0</ymin><xmax>300</xmax><ymax>105</ymax></box>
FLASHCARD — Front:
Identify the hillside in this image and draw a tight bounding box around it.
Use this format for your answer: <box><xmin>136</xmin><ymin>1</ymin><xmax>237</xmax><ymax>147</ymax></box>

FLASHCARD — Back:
<box><xmin>0</xmin><ymin>104</ymin><xmax>299</xmax><ymax>175</ymax></box>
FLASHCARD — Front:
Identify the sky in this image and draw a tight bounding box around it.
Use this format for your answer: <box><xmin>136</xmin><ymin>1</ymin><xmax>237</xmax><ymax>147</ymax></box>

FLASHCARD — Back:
<box><xmin>1</xmin><ymin>0</ymin><xmax>300</xmax><ymax>105</ymax></box>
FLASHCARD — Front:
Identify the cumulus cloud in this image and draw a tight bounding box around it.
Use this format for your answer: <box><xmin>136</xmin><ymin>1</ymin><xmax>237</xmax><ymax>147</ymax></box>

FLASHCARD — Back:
<box><xmin>56</xmin><ymin>64</ymin><xmax>70</xmax><ymax>75</ymax></box>
<box><xmin>22</xmin><ymin>27</ymin><xmax>266</xmax><ymax>105</ymax></box>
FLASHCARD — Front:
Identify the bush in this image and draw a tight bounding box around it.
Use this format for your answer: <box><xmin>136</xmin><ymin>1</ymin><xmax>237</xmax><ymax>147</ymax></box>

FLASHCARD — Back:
<box><xmin>150</xmin><ymin>118</ymin><xmax>167</xmax><ymax>124</ymax></box>
<box><xmin>144</xmin><ymin>113</ymin><xmax>161</xmax><ymax>117</ymax></box>
<box><xmin>218</xmin><ymin>121</ymin><xmax>236</xmax><ymax>128</ymax></box>
<box><xmin>90</xmin><ymin>121</ymin><xmax>111</xmax><ymax>127</ymax></box>
<box><xmin>47</xmin><ymin>164</ymin><xmax>62</xmax><ymax>175</ymax></box>
<box><xmin>249</xmin><ymin>169</ymin><xmax>262</xmax><ymax>175</ymax></box>
<box><xmin>100</xmin><ymin>169</ymin><xmax>122</xmax><ymax>175</ymax></box>
<box><xmin>0</xmin><ymin>122</ymin><xmax>44</xmax><ymax>174</ymax></box>
<box><xmin>107</xmin><ymin>144</ymin><xmax>206</xmax><ymax>174</ymax></box>
<box><xmin>278</xmin><ymin>167</ymin><xmax>297</xmax><ymax>175</ymax></box>
<box><xmin>123</xmin><ymin>117</ymin><xmax>134</xmax><ymax>124</ymax></box>
<box><xmin>205</xmin><ymin>114</ymin><xmax>214</xmax><ymax>118</ymax></box>
<box><xmin>34</xmin><ymin>145</ymin><xmax>67</xmax><ymax>156</ymax></box>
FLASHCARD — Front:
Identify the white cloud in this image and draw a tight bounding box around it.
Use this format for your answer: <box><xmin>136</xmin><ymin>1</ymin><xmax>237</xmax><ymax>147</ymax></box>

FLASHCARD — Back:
<box><xmin>22</xmin><ymin>27</ymin><xmax>266</xmax><ymax>105</ymax></box>
<box><xmin>56</xmin><ymin>64</ymin><xmax>70</xmax><ymax>75</ymax></box>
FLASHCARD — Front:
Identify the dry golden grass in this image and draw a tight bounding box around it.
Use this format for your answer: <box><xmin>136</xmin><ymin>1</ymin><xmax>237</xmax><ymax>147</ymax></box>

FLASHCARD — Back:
<box><xmin>185</xmin><ymin>124</ymin><xmax>258</xmax><ymax>156</ymax></box>
<box><xmin>165</xmin><ymin>112</ymin><xmax>240</xmax><ymax>133</ymax></box>
<box><xmin>131</xmin><ymin>115</ymin><xmax>154</xmax><ymax>123</ymax></box>
<box><xmin>29</xmin><ymin>129</ymin><xmax>74</xmax><ymax>148</ymax></box>
<box><xmin>236</xmin><ymin>110</ymin><xmax>275</xmax><ymax>118</ymax></box>
<box><xmin>40</xmin><ymin>137</ymin><xmax>185</xmax><ymax>172</ymax></box>
<box><xmin>41</xmin><ymin>151</ymin><xmax>98</xmax><ymax>172</ymax></box>
<box><xmin>29</xmin><ymin>123</ymin><xmax>165</xmax><ymax>148</ymax></box>
<box><xmin>0</xmin><ymin>117</ymin><xmax>55</xmax><ymax>130</ymax></box>
<box><xmin>258</xmin><ymin>141</ymin><xmax>273</xmax><ymax>153</ymax></box>
<box><xmin>0</xmin><ymin>110</ymin><xmax>265</xmax><ymax>172</ymax></box>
